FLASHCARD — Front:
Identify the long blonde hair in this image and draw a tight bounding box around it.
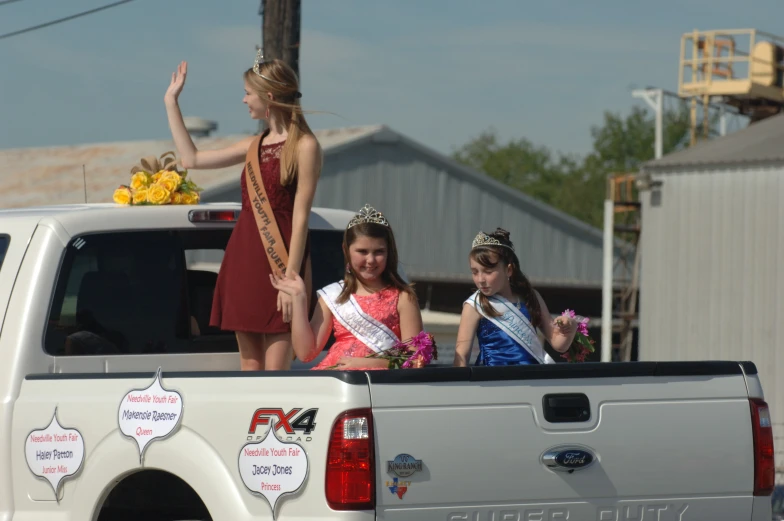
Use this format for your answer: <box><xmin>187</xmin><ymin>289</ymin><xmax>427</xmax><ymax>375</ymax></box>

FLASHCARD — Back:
<box><xmin>244</xmin><ymin>59</ymin><xmax>318</xmax><ymax>186</ymax></box>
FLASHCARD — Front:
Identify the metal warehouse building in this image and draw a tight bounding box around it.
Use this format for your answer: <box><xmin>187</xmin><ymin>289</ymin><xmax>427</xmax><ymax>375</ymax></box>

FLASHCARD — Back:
<box><xmin>0</xmin><ymin>124</ymin><xmax>629</xmax><ymax>359</ymax></box>
<box><xmin>638</xmin><ymin>112</ymin><xmax>784</xmax><ymax>479</ymax></box>
<box><xmin>203</xmin><ymin>125</ymin><xmax>624</xmax><ymax>319</ymax></box>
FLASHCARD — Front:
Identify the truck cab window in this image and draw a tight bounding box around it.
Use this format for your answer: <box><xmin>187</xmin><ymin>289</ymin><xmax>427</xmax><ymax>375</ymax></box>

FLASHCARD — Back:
<box><xmin>45</xmin><ymin>231</ymin><xmax>192</xmax><ymax>356</ymax></box>
<box><xmin>0</xmin><ymin>235</ymin><xmax>10</xmax><ymax>271</ymax></box>
<box><xmin>44</xmin><ymin>229</ymin><xmax>345</xmax><ymax>357</ymax></box>
<box><xmin>44</xmin><ymin>230</ymin><xmax>232</xmax><ymax>356</ymax></box>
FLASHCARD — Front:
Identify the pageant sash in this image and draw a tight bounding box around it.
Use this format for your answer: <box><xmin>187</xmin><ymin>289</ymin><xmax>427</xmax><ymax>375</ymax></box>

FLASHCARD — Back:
<box><xmin>465</xmin><ymin>291</ymin><xmax>555</xmax><ymax>364</ymax></box>
<box><xmin>318</xmin><ymin>282</ymin><xmax>400</xmax><ymax>354</ymax></box>
<box><xmin>245</xmin><ymin>134</ymin><xmax>289</xmax><ymax>274</ymax></box>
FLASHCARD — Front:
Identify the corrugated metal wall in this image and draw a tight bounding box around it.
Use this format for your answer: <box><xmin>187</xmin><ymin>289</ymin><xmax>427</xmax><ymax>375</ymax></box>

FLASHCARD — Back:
<box><xmin>639</xmin><ymin>164</ymin><xmax>784</xmax><ymax>478</ymax></box>
<box><xmin>205</xmin><ymin>141</ymin><xmax>610</xmax><ymax>286</ymax></box>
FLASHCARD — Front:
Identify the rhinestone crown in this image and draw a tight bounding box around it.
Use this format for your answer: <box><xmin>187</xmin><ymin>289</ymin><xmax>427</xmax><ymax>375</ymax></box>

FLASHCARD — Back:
<box><xmin>253</xmin><ymin>49</ymin><xmax>289</xmax><ymax>86</ymax></box>
<box><xmin>471</xmin><ymin>231</ymin><xmax>514</xmax><ymax>251</ymax></box>
<box><xmin>347</xmin><ymin>204</ymin><xmax>390</xmax><ymax>229</ymax></box>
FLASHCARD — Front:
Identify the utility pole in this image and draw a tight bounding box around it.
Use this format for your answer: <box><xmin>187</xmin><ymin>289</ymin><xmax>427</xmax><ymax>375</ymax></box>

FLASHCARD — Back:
<box><xmin>261</xmin><ymin>0</ymin><xmax>301</xmax><ymax>78</ymax></box>
<box><xmin>258</xmin><ymin>0</ymin><xmax>301</xmax><ymax>132</ymax></box>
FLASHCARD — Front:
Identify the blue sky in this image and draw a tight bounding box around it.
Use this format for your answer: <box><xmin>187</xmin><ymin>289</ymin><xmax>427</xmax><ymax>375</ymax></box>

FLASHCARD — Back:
<box><xmin>1</xmin><ymin>0</ymin><xmax>783</xmax><ymax>157</ymax></box>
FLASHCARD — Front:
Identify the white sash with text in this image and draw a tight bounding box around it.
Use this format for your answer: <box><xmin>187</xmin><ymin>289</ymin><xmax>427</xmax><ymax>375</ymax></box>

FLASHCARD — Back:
<box><xmin>318</xmin><ymin>282</ymin><xmax>400</xmax><ymax>354</ymax></box>
<box><xmin>465</xmin><ymin>291</ymin><xmax>555</xmax><ymax>364</ymax></box>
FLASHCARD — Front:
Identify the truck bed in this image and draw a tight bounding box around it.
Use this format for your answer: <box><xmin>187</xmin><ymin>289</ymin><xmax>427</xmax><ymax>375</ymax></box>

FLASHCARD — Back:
<box><xmin>11</xmin><ymin>361</ymin><xmax>771</xmax><ymax>521</ymax></box>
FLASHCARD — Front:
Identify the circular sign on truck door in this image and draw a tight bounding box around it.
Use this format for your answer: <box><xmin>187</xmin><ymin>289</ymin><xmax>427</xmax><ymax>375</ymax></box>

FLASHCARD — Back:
<box><xmin>238</xmin><ymin>421</ymin><xmax>309</xmax><ymax>520</ymax></box>
<box><xmin>24</xmin><ymin>408</ymin><xmax>86</xmax><ymax>499</ymax></box>
<box><xmin>117</xmin><ymin>367</ymin><xmax>184</xmax><ymax>465</ymax></box>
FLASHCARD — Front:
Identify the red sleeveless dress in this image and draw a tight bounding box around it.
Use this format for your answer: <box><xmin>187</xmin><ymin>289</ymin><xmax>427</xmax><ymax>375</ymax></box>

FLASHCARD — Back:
<box><xmin>210</xmin><ymin>134</ymin><xmax>309</xmax><ymax>334</ymax></box>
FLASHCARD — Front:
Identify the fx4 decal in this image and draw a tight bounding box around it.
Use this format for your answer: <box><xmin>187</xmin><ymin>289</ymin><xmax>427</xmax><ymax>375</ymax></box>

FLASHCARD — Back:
<box><xmin>247</xmin><ymin>408</ymin><xmax>318</xmax><ymax>442</ymax></box>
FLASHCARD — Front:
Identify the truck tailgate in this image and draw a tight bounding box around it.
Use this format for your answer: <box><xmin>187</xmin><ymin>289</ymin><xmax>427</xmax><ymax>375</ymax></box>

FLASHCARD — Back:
<box><xmin>369</xmin><ymin>362</ymin><xmax>758</xmax><ymax>521</ymax></box>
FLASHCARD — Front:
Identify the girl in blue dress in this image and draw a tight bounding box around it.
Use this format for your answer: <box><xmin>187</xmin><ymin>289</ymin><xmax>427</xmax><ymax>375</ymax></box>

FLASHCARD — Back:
<box><xmin>453</xmin><ymin>228</ymin><xmax>576</xmax><ymax>366</ymax></box>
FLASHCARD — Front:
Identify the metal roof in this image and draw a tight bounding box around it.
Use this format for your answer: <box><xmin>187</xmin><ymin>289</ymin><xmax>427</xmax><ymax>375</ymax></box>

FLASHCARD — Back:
<box><xmin>203</xmin><ymin>124</ymin><xmax>615</xmax><ymax>248</ymax></box>
<box><xmin>643</xmin><ymin>113</ymin><xmax>784</xmax><ymax>172</ymax></box>
<box><xmin>0</xmin><ymin>125</ymin><xmax>631</xmax><ymax>288</ymax></box>
<box><xmin>201</xmin><ymin>125</ymin><xmax>631</xmax><ymax>287</ymax></box>
<box><xmin>0</xmin><ymin>125</ymin><xmax>383</xmax><ymax>209</ymax></box>
<box><xmin>0</xmin><ymin>123</ymin><xmax>608</xmax><ymax>245</ymax></box>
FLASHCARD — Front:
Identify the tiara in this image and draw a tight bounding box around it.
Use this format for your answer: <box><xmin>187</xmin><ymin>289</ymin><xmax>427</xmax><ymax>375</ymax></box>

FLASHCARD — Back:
<box><xmin>347</xmin><ymin>204</ymin><xmax>389</xmax><ymax>229</ymax></box>
<box><xmin>253</xmin><ymin>49</ymin><xmax>290</xmax><ymax>86</ymax></box>
<box><xmin>471</xmin><ymin>231</ymin><xmax>515</xmax><ymax>251</ymax></box>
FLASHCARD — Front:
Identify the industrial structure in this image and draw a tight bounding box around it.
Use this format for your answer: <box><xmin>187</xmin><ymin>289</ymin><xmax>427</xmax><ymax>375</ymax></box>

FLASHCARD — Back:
<box><xmin>679</xmin><ymin>28</ymin><xmax>784</xmax><ymax>144</ymax></box>
<box><xmin>609</xmin><ymin>28</ymin><xmax>784</xmax><ymax>479</ymax></box>
<box><xmin>602</xmin><ymin>28</ymin><xmax>784</xmax><ymax>363</ymax></box>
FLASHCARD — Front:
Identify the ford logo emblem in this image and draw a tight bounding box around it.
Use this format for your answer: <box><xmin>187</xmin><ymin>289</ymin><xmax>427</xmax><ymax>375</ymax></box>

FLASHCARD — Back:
<box><xmin>555</xmin><ymin>450</ymin><xmax>593</xmax><ymax>468</ymax></box>
<box><xmin>542</xmin><ymin>447</ymin><xmax>596</xmax><ymax>473</ymax></box>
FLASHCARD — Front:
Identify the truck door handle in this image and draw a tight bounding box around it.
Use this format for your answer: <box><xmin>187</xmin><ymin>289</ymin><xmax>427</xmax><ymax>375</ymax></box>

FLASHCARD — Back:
<box><xmin>542</xmin><ymin>393</ymin><xmax>591</xmax><ymax>423</ymax></box>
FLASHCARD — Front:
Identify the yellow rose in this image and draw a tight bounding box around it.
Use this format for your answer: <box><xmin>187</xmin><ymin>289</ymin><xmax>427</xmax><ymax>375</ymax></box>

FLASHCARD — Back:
<box><xmin>113</xmin><ymin>186</ymin><xmax>132</xmax><ymax>205</ymax></box>
<box><xmin>160</xmin><ymin>179</ymin><xmax>178</xmax><ymax>193</ymax></box>
<box><xmin>160</xmin><ymin>171</ymin><xmax>182</xmax><ymax>193</ymax></box>
<box><xmin>182</xmin><ymin>192</ymin><xmax>201</xmax><ymax>205</ymax></box>
<box><xmin>130</xmin><ymin>172</ymin><xmax>151</xmax><ymax>191</ymax></box>
<box><xmin>170</xmin><ymin>192</ymin><xmax>183</xmax><ymax>205</ymax></box>
<box><xmin>147</xmin><ymin>183</ymin><xmax>171</xmax><ymax>205</ymax></box>
<box><xmin>132</xmin><ymin>188</ymin><xmax>148</xmax><ymax>205</ymax></box>
<box><xmin>152</xmin><ymin>170</ymin><xmax>164</xmax><ymax>183</ymax></box>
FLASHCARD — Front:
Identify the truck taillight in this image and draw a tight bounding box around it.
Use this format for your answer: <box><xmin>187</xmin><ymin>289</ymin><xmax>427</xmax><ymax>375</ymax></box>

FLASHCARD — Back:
<box><xmin>326</xmin><ymin>408</ymin><xmax>375</xmax><ymax>510</ymax></box>
<box><xmin>750</xmin><ymin>398</ymin><xmax>775</xmax><ymax>496</ymax></box>
<box><xmin>188</xmin><ymin>209</ymin><xmax>239</xmax><ymax>222</ymax></box>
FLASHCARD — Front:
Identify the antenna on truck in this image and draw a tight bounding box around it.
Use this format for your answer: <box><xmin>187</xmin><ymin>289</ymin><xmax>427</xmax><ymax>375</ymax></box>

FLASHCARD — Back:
<box><xmin>82</xmin><ymin>165</ymin><xmax>88</xmax><ymax>203</ymax></box>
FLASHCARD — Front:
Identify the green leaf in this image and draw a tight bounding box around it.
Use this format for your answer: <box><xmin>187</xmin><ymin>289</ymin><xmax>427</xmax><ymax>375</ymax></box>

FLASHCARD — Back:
<box><xmin>574</xmin><ymin>335</ymin><xmax>593</xmax><ymax>348</ymax></box>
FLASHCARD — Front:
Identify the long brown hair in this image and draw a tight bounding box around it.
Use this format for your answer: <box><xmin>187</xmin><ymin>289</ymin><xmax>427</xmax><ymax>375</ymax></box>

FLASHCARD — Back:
<box><xmin>243</xmin><ymin>59</ymin><xmax>320</xmax><ymax>186</ymax></box>
<box><xmin>337</xmin><ymin>221</ymin><xmax>416</xmax><ymax>304</ymax></box>
<box><xmin>470</xmin><ymin>228</ymin><xmax>542</xmax><ymax>327</ymax></box>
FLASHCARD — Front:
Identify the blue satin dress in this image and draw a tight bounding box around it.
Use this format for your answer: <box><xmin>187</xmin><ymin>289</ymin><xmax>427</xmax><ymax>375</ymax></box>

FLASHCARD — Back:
<box><xmin>475</xmin><ymin>302</ymin><xmax>539</xmax><ymax>366</ymax></box>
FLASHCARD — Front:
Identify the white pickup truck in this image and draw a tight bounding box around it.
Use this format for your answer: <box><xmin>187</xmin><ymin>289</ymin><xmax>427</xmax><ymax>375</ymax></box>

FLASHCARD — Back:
<box><xmin>0</xmin><ymin>203</ymin><xmax>775</xmax><ymax>521</ymax></box>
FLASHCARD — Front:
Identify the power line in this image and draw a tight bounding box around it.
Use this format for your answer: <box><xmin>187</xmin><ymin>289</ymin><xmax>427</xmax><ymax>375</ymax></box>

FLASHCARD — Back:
<box><xmin>0</xmin><ymin>0</ymin><xmax>135</xmax><ymax>41</ymax></box>
<box><xmin>0</xmin><ymin>0</ymin><xmax>24</xmax><ymax>7</ymax></box>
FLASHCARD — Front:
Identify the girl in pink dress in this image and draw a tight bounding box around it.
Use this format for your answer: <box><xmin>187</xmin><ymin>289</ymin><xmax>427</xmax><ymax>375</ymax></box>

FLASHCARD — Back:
<box><xmin>270</xmin><ymin>205</ymin><xmax>423</xmax><ymax>370</ymax></box>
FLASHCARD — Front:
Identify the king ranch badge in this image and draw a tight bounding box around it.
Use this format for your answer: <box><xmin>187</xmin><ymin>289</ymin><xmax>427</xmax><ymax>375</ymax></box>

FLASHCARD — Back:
<box><xmin>385</xmin><ymin>454</ymin><xmax>423</xmax><ymax>500</ymax></box>
<box><xmin>387</xmin><ymin>453</ymin><xmax>423</xmax><ymax>477</ymax></box>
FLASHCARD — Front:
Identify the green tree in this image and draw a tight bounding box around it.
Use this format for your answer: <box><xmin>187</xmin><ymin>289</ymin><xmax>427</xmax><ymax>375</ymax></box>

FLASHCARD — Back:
<box><xmin>451</xmin><ymin>105</ymin><xmax>691</xmax><ymax>229</ymax></box>
<box><xmin>451</xmin><ymin>129</ymin><xmax>579</xmax><ymax>208</ymax></box>
<box><xmin>587</xmin><ymin>105</ymin><xmax>691</xmax><ymax>173</ymax></box>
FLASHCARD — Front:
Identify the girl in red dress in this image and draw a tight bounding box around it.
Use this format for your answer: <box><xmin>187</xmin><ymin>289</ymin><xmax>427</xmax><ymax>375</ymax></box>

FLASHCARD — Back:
<box><xmin>270</xmin><ymin>205</ymin><xmax>424</xmax><ymax>370</ymax></box>
<box><xmin>163</xmin><ymin>54</ymin><xmax>322</xmax><ymax>371</ymax></box>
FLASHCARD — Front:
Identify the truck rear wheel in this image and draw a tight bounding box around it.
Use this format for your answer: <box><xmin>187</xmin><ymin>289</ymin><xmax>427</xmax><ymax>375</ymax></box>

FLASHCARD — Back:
<box><xmin>96</xmin><ymin>469</ymin><xmax>211</xmax><ymax>521</ymax></box>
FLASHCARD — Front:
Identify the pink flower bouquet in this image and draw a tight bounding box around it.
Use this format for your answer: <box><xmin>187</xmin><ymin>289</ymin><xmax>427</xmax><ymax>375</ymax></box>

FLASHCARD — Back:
<box><xmin>556</xmin><ymin>309</ymin><xmax>595</xmax><ymax>363</ymax></box>
<box><xmin>339</xmin><ymin>331</ymin><xmax>438</xmax><ymax>369</ymax></box>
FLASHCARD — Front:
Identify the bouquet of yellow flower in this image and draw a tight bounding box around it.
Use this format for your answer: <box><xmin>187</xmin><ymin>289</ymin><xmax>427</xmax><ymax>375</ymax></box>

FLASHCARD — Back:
<box><xmin>112</xmin><ymin>151</ymin><xmax>203</xmax><ymax>206</ymax></box>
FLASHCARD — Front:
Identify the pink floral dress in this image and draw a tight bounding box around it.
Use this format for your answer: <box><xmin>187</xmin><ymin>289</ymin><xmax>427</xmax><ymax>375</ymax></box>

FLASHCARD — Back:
<box><xmin>313</xmin><ymin>287</ymin><xmax>401</xmax><ymax>371</ymax></box>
